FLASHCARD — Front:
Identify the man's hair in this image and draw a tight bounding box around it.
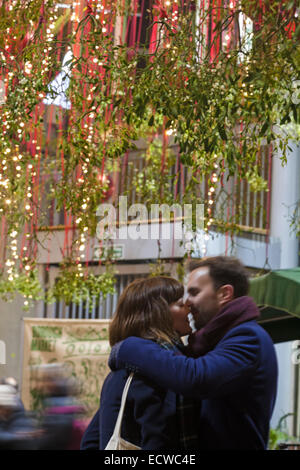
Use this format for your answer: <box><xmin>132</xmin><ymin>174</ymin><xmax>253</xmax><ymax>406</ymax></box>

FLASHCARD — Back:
<box><xmin>188</xmin><ymin>256</ymin><xmax>249</xmax><ymax>297</ymax></box>
<box><xmin>109</xmin><ymin>276</ymin><xmax>183</xmax><ymax>347</ymax></box>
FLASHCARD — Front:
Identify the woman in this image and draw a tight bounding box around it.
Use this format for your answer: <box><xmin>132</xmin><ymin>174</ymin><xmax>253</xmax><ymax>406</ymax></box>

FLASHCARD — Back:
<box><xmin>80</xmin><ymin>276</ymin><xmax>192</xmax><ymax>450</ymax></box>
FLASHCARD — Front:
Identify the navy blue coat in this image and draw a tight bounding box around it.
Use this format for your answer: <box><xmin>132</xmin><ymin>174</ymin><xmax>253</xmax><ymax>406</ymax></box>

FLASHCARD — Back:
<box><xmin>109</xmin><ymin>321</ymin><xmax>278</xmax><ymax>450</ymax></box>
<box><xmin>81</xmin><ymin>369</ymin><xmax>180</xmax><ymax>450</ymax></box>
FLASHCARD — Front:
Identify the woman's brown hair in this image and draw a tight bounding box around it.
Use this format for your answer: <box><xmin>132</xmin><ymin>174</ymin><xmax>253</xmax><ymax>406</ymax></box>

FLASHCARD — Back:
<box><xmin>109</xmin><ymin>276</ymin><xmax>184</xmax><ymax>346</ymax></box>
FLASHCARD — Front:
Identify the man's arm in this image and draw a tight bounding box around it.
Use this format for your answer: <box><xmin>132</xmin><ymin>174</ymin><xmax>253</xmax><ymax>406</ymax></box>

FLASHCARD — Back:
<box><xmin>110</xmin><ymin>326</ymin><xmax>260</xmax><ymax>399</ymax></box>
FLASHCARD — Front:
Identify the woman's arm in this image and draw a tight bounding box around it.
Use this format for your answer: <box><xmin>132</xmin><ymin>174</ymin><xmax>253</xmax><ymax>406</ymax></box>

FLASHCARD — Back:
<box><xmin>129</xmin><ymin>374</ymin><xmax>178</xmax><ymax>450</ymax></box>
<box><xmin>80</xmin><ymin>409</ymin><xmax>100</xmax><ymax>450</ymax></box>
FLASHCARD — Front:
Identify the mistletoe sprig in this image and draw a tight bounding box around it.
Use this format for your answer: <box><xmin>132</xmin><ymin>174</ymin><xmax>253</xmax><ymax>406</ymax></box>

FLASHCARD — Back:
<box><xmin>47</xmin><ymin>260</ymin><xmax>116</xmax><ymax>311</ymax></box>
<box><xmin>0</xmin><ymin>264</ymin><xmax>43</xmax><ymax>311</ymax></box>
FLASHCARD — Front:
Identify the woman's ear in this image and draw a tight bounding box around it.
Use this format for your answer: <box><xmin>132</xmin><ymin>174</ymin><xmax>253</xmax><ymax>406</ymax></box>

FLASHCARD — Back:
<box><xmin>217</xmin><ymin>284</ymin><xmax>234</xmax><ymax>306</ymax></box>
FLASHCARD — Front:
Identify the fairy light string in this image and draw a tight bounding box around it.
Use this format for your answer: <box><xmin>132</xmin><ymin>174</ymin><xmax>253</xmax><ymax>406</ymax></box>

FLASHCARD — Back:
<box><xmin>0</xmin><ymin>0</ymin><xmax>298</xmax><ymax>308</ymax></box>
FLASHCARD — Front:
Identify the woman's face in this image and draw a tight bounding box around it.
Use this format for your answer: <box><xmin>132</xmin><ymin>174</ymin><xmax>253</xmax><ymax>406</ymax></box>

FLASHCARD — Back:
<box><xmin>170</xmin><ymin>298</ymin><xmax>192</xmax><ymax>337</ymax></box>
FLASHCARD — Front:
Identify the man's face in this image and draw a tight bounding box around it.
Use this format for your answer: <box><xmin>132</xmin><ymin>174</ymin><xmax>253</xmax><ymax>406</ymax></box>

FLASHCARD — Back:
<box><xmin>186</xmin><ymin>267</ymin><xmax>221</xmax><ymax>330</ymax></box>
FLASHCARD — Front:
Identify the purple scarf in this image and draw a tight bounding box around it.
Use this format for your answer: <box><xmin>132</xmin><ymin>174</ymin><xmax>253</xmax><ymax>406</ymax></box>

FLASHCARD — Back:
<box><xmin>186</xmin><ymin>296</ymin><xmax>260</xmax><ymax>357</ymax></box>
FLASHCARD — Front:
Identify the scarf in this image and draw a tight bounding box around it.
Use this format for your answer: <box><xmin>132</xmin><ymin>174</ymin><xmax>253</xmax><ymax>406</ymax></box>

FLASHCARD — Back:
<box><xmin>159</xmin><ymin>339</ymin><xmax>199</xmax><ymax>449</ymax></box>
<box><xmin>186</xmin><ymin>295</ymin><xmax>260</xmax><ymax>358</ymax></box>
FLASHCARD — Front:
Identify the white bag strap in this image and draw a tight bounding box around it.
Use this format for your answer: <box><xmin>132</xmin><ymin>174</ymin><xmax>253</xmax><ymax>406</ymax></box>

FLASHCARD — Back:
<box><xmin>111</xmin><ymin>372</ymin><xmax>134</xmax><ymax>439</ymax></box>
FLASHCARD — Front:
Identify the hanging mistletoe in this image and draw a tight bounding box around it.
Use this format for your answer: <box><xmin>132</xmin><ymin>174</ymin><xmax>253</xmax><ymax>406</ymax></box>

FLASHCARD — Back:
<box><xmin>0</xmin><ymin>0</ymin><xmax>299</xmax><ymax>309</ymax></box>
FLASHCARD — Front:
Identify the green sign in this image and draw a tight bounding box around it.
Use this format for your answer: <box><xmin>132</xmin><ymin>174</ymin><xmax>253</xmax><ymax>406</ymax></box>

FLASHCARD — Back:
<box><xmin>94</xmin><ymin>244</ymin><xmax>124</xmax><ymax>260</ymax></box>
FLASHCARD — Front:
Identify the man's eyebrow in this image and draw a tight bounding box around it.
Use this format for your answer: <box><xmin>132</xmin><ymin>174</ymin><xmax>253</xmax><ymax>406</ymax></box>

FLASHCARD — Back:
<box><xmin>187</xmin><ymin>287</ymin><xmax>199</xmax><ymax>294</ymax></box>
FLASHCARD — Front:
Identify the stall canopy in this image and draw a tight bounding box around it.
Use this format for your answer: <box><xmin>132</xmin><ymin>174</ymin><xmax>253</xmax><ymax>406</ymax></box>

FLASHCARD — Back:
<box><xmin>249</xmin><ymin>268</ymin><xmax>300</xmax><ymax>343</ymax></box>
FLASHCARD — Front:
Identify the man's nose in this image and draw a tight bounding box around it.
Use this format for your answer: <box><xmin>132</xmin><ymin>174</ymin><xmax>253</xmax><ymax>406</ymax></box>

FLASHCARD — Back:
<box><xmin>185</xmin><ymin>296</ymin><xmax>191</xmax><ymax>307</ymax></box>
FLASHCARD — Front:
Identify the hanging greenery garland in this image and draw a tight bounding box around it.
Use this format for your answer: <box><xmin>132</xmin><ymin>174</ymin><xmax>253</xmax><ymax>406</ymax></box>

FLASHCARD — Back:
<box><xmin>0</xmin><ymin>0</ymin><xmax>299</xmax><ymax>309</ymax></box>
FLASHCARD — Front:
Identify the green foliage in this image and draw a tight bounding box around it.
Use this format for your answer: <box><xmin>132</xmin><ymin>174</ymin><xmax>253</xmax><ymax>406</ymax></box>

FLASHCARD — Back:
<box><xmin>0</xmin><ymin>267</ymin><xmax>43</xmax><ymax>311</ymax></box>
<box><xmin>47</xmin><ymin>262</ymin><xmax>116</xmax><ymax>310</ymax></box>
<box><xmin>176</xmin><ymin>259</ymin><xmax>186</xmax><ymax>284</ymax></box>
<box><xmin>148</xmin><ymin>259</ymin><xmax>169</xmax><ymax>277</ymax></box>
<box><xmin>132</xmin><ymin>138</ymin><xmax>177</xmax><ymax>206</ymax></box>
<box><xmin>0</xmin><ymin>0</ymin><xmax>299</xmax><ymax>306</ymax></box>
<box><xmin>268</xmin><ymin>413</ymin><xmax>299</xmax><ymax>450</ymax></box>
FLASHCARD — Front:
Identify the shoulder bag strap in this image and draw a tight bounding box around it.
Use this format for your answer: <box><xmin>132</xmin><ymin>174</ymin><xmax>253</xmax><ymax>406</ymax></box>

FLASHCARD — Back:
<box><xmin>111</xmin><ymin>372</ymin><xmax>134</xmax><ymax>439</ymax></box>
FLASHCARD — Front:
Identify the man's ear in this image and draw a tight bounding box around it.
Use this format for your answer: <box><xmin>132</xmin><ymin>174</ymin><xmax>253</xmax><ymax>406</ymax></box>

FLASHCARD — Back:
<box><xmin>217</xmin><ymin>284</ymin><xmax>234</xmax><ymax>305</ymax></box>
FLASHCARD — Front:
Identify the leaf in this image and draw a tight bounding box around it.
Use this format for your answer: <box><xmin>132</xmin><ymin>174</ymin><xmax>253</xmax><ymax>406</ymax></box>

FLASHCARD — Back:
<box><xmin>281</xmin><ymin>113</ymin><xmax>291</xmax><ymax>124</ymax></box>
<box><xmin>180</xmin><ymin>153</ymin><xmax>193</xmax><ymax>166</ymax></box>
<box><xmin>148</xmin><ymin>115</ymin><xmax>154</xmax><ymax>126</ymax></box>
<box><xmin>260</xmin><ymin>121</ymin><xmax>269</xmax><ymax>136</ymax></box>
<box><xmin>170</xmin><ymin>105</ymin><xmax>178</xmax><ymax>116</ymax></box>
<box><xmin>292</xmin><ymin>103</ymin><xmax>298</xmax><ymax>123</ymax></box>
<box><xmin>203</xmin><ymin>138</ymin><xmax>210</xmax><ymax>152</ymax></box>
<box><xmin>217</xmin><ymin>124</ymin><xmax>227</xmax><ymax>141</ymax></box>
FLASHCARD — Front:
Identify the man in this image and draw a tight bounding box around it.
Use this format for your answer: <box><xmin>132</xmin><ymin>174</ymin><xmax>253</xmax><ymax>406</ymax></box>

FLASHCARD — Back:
<box><xmin>109</xmin><ymin>256</ymin><xmax>278</xmax><ymax>450</ymax></box>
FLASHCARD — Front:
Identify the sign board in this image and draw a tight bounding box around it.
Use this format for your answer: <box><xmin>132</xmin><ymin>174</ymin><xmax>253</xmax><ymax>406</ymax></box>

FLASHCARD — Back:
<box><xmin>22</xmin><ymin>318</ymin><xmax>111</xmax><ymax>417</ymax></box>
<box><xmin>93</xmin><ymin>244</ymin><xmax>124</xmax><ymax>261</ymax></box>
